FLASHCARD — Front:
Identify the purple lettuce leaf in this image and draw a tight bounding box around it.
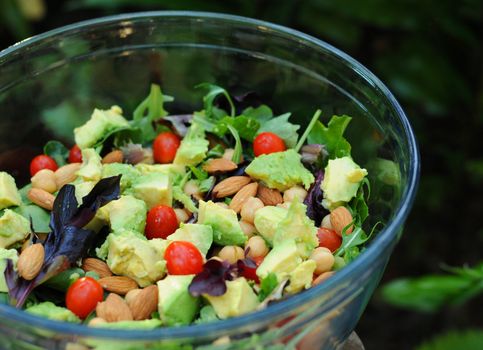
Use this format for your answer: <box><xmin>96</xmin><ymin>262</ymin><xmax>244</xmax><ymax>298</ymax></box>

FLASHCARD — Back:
<box><xmin>164</xmin><ymin>114</ymin><xmax>193</xmax><ymax>137</ymax></box>
<box><xmin>303</xmin><ymin>170</ymin><xmax>329</xmax><ymax>226</ymax></box>
<box><xmin>188</xmin><ymin>259</ymin><xmax>237</xmax><ymax>297</ymax></box>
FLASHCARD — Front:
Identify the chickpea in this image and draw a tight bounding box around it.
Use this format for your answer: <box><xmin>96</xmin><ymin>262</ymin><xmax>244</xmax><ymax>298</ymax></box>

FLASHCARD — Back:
<box><xmin>283</xmin><ymin>185</ymin><xmax>308</xmax><ymax>203</ymax></box>
<box><xmin>31</xmin><ymin>169</ymin><xmax>57</xmax><ymax>193</ymax></box>
<box><xmin>174</xmin><ymin>208</ymin><xmax>190</xmax><ymax>223</ymax></box>
<box><xmin>276</xmin><ymin>202</ymin><xmax>291</xmax><ymax>209</ymax></box>
<box><xmin>240</xmin><ymin>197</ymin><xmax>264</xmax><ymax>224</ymax></box>
<box><xmin>239</xmin><ymin>220</ymin><xmax>257</xmax><ymax>238</ymax></box>
<box><xmin>218</xmin><ymin>246</ymin><xmax>245</xmax><ymax>264</ymax></box>
<box><xmin>313</xmin><ymin>271</ymin><xmax>335</xmax><ymax>285</ymax></box>
<box><xmin>88</xmin><ymin>317</ymin><xmax>107</xmax><ymax>327</ymax></box>
<box><xmin>245</xmin><ymin>236</ymin><xmax>269</xmax><ymax>258</ymax></box>
<box><xmin>216</xmin><ymin>202</ymin><xmax>229</xmax><ymax>209</ymax></box>
<box><xmin>310</xmin><ymin>247</ymin><xmax>335</xmax><ymax>275</ymax></box>
<box><xmin>321</xmin><ymin>214</ymin><xmax>333</xmax><ymax>229</ymax></box>
<box><xmin>184</xmin><ymin>180</ymin><xmax>200</xmax><ymax>198</ymax></box>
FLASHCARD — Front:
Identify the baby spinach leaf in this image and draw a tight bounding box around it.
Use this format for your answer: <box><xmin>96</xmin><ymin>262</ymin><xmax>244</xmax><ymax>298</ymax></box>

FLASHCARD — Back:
<box><xmin>242</xmin><ymin>105</ymin><xmax>273</xmax><ymax>123</ymax></box>
<box><xmin>213</xmin><ymin>115</ymin><xmax>261</xmax><ymax>142</ymax></box>
<box><xmin>43</xmin><ymin>141</ymin><xmax>69</xmax><ymax>166</ymax></box>
<box><xmin>257</xmin><ymin>113</ymin><xmax>300</xmax><ymax>148</ymax></box>
<box><xmin>307</xmin><ymin>115</ymin><xmax>352</xmax><ymax>158</ymax></box>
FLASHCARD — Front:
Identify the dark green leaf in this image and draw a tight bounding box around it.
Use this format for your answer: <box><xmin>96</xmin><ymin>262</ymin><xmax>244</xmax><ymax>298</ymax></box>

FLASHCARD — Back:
<box><xmin>307</xmin><ymin>115</ymin><xmax>352</xmax><ymax>158</ymax></box>
<box><xmin>258</xmin><ymin>113</ymin><xmax>300</xmax><ymax>148</ymax></box>
<box><xmin>242</xmin><ymin>105</ymin><xmax>273</xmax><ymax>122</ymax></box>
<box><xmin>188</xmin><ymin>166</ymin><xmax>208</xmax><ymax>181</ymax></box>
<box><xmin>13</xmin><ymin>205</ymin><xmax>50</xmax><ymax>233</ymax></box>
<box><xmin>226</xmin><ymin>124</ymin><xmax>243</xmax><ymax>164</ymax></box>
<box><xmin>258</xmin><ymin>273</ymin><xmax>278</xmax><ymax>301</ymax></box>
<box><xmin>196</xmin><ymin>83</ymin><xmax>235</xmax><ymax>118</ymax></box>
<box><xmin>43</xmin><ymin>141</ymin><xmax>69</xmax><ymax>166</ymax></box>
<box><xmin>213</xmin><ymin>115</ymin><xmax>261</xmax><ymax>142</ymax></box>
<box><xmin>335</xmin><ymin>227</ymin><xmax>370</xmax><ymax>259</ymax></box>
<box><xmin>206</xmin><ymin>144</ymin><xmax>225</xmax><ymax>158</ymax></box>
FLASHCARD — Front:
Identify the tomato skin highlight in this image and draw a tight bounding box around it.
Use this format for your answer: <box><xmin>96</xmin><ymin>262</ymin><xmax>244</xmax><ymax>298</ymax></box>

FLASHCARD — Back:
<box><xmin>317</xmin><ymin>227</ymin><xmax>342</xmax><ymax>252</ymax></box>
<box><xmin>165</xmin><ymin>241</ymin><xmax>204</xmax><ymax>275</ymax></box>
<box><xmin>241</xmin><ymin>256</ymin><xmax>264</xmax><ymax>283</ymax></box>
<box><xmin>69</xmin><ymin>145</ymin><xmax>83</xmax><ymax>163</ymax></box>
<box><xmin>66</xmin><ymin>277</ymin><xmax>104</xmax><ymax>319</ymax></box>
<box><xmin>153</xmin><ymin>132</ymin><xmax>181</xmax><ymax>164</ymax></box>
<box><xmin>145</xmin><ymin>205</ymin><xmax>179</xmax><ymax>240</ymax></box>
<box><xmin>253</xmin><ymin>132</ymin><xmax>286</xmax><ymax>157</ymax></box>
<box><xmin>30</xmin><ymin>155</ymin><xmax>58</xmax><ymax>176</ymax></box>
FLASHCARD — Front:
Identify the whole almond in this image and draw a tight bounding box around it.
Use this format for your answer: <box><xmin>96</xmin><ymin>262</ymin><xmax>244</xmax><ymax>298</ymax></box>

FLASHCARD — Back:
<box><xmin>229</xmin><ymin>182</ymin><xmax>258</xmax><ymax>213</ymax></box>
<box><xmin>98</xmin><ymin>276</ymin><xmax>138</xmax><ymax>295</ymax></box>
<box><xmin>257</xmin><ymin>184</ymin><xmax>283</xmax><ymax>206</ymax></box>
<box><xmin>31</xmin><ymin>169</ymin><xmax>57</xmax><ymax>193</ymax></box>
<box><xmin>18</xmin><ymin>243</ymin><xmax>44</xmax><ymax>281</ymax></box>
<box><xmin>330</xmin><ymin>206</ymin><xmax>354</xmax><ymax>236</ymax></box>
<box><xmin>213</xmin><ymin>176</ymin><xmax>251</xmax><ymax>198</ymax></box>
<box><xmin>127</xmin><ymin>285</ymin><xmax>159</xmax><ymax>320</ymax></box>
<box><xmin>102</xmin><ymin>150</ymin><xmax>124</xmax><ymax>164</ymax></box>
<box><xmin>27</xmin><ymin>188</ymin><xmax>55</xmax><ymax>210</ymax></box>
<box><xmin>96</xmin><ymin>293</ymin><xmax>133</xmax><ymax>322</ymax></box>
<box><xmin>203</xmin><ymin>158</ymin><xmax>237</xmax><ymax>173</ymax></box>
<box><xmin>81</xmin><ymin>258</ymin><xmax>113</xmax><ymax>278</ymax></box>
<box><xmin>55</xmin><ymin>163</ymin><xmax>81</xmax><ymax>188</ymax></box>
<box><xmin>124</xmin><ymin>289</ymin><xmax>142</xmax><ymax>305</ymax></box>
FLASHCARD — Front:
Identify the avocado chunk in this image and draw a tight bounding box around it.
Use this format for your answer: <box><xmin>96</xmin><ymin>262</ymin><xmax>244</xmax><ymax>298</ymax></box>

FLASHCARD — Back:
<box><xmin>106</xmin><ymin>230</ymin><xmax>168</xmax><ymax>287</ymax></box>
<box><xmin>321</xmin><ymin>156</ymin><xmax>368</xmax><ymax>210</ymax></box>
<box><xmin>93</xmin><ymin>319</ymin><xmax>162</xmax><ymax>329</ymax></box>
<box><xmin>197</xmin><ymin>200</ymin><xmax>246</xmax><ymax>246</ymax></box>
<box><xmin>0</xmin><ymin>209</ymin><xmax>31</xmax><ymax>249</ymax></box>
<box><xmin>253</xmin><ymin>206</ymin><xmax>287</xmax><ymax>246</ymax></box>
<box><xmin>76</xmin><ymin>149</ymin><xmax>103</xmax><ymax>182</ymax></box>
<box><xmin>25</xmin><ymin>302</ymin><xmax>81</xmax><ymax>323</ymax></box>
<box><xmin>285</xmin><ymin>260</ymin><xmax>317</xmax><ymax>294</ymax></box>
<box><xmin>256</xmin><ymin>239</ymin><xmax>302</xmax><ymax>280</ymax></box>
<box><xmin>101</xmin><ymin>195</ymin><xmax>147</xmax><ymax>233</ymax></box>
<box><xmin>102</xmin><ymin>163</ymin><xmax>140</xmax><ymax>192</ymax></box>
<box><xmin>204</xmin><ymin>277</ymin><xmax>260</xmax><ymax>319</ymax></box>
<box><xmin>273</xmin><ymin>200</ymin><xmax>318</xmax><ymax>258</ymax></box>
<box><xmin>74</xmin><ymin>106</ymin><xmax>130</xmax><ymax>149</ymax></box>
<box><xmin>245</xmin><ymin>150</ymin><xmax>314</xmax><ymax>191</ymax></box>
<box><xmin>0</xmin><ymin>172</ymin><xmax>22</xmax><ymax>209</ymax></box>
<box><xmin>157</xmin><ymin>275</ymin><xmax>200</xmax><ymax>326</ymax></box>
<box><xmin>74</xmin><ymin>181</ymin><xmax>97</xmax><ymax>204</ymax></box>
<box><xmin>173</xmin><ymin>123</ymin><xmax>209</xmax><ymax>166</ymax></box>
<box><xmin>0</xmin><ymin>248</ymin><xmax>18</xmax><ymax>292</ymax></box>
<box><xmin>135</xmin><ymin>163</ymin><xmax>186</xmax><ymax>178</ymax></box>
<box><xmin>14</xmin><ymin>204</ymin><xmax>50</xmax><ymax>233</ymax></box>
<box><xmin>167</xmin><ymin>223</ymin><xmax>213</xmax><ymax>256</ymax></box>
<box><xmin>128</xmin><ymin>172</ymin><xmax>172</xmax><ymax>209</ymax></box>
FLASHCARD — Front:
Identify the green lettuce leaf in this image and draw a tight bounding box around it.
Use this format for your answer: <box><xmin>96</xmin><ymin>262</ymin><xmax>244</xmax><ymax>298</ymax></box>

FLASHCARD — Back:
<box><xmin>196</xmin><ymin>83</ymin><xmax>235</xmax><ymax>119</ymax></box>
<box><xmin>307</xmin><ymin>115</ymin><xmax>352</xmax><ymax>158</ymax></box>
<box><xmin>257</xmin><ymin>113</ymin><xmax>300</xmax><ymax>148</ymax></box>
<box><xmin>258</xmin><ymin>273</ymin><xmax>278</xmax><ymax>301</ymax></box>
<box><xmin>43</xmin><ymin>141</ymin><xmax>69</xmax><ymax>166</ymax></box>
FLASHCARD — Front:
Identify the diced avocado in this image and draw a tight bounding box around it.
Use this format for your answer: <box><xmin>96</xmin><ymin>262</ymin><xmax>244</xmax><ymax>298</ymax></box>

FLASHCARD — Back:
<box><xmin>204</xmin><ymin>277</ymin><xmax>260</xmax><ymax>319</ymax></box>
<box><xmin>245</xmin><ymin>150</ymin><xmax>314</xmax><ymax>191</ymax></box>
<box><xmin>173</xmin><ymin>123</ymin><xmax>209</xmax><ymax>166</ymax></box>
<box><xmin>321</xmin><ymin>156</ymin><xmax>368</xmax><ymax>210</ymax></box>
<box><xmin>101</xmin><ymin>195</ymin><xmax>147</xmax><ymax>233</ymax></box>
<box><xmin>74</xmin><ymin>181</ymin><xmax>97</xmax><ymax>204</ymax></box>
<box><xmin>273</xmin><ymin>201</ymin><xmax>318</xmax><ymax>258</ymax></box>
<box><xmin>93</xmin><ymin>319</ymin><xmax>162</xmax><ymax>329</ymax></box>
<box><xmin>128</xmin><ymin>173</ymin><xmax>172</xmax><ymax>209</ymax></box>
<box><xmin>167</xmin><ymin>224</ymin><xmax>213</xmax><ymax>256</ymax></box>
<box><xmin>0</xmin><ymin>209</ymin><xmax>30</xmax><ymax>249</ymax></box>
<box><xmin>14</xmin><ymin>204</ymin><xmax>50</xmax><ymax>233</ymax></box>
<box><xmin>0</xmin><ymin>172</ymin><xmax>22</xmax><ymax>209</ymax></box>
<box><xmin>197</xmin><ymin>200</ymin><xmax>246</xmax><ymax>246</ymax></box>
<box><xmin>102</xmin><ymin>163</ymin><xmax>140</xmax><ymax>191</ymax></box>
<box><xmin>106</xmin><ymin>230</ymin><xmax>168</xmax><ymax>287</ymax></box>
<box><xmin>76</xmin><ymin>149</ymin><xmax>103</xmax><ymax>182</ymax></box>
<box><xmin>74</xmin><ymin>106</ymin><xmax>130</xmax><ymax>149</ymax></box>
<box><xmin>285</xmin><ymin>260</ymin><xmax>316</xmax><ymax>294</ymax></box>
<box><xmin>0</xmin><ymin>248</ymin><xmax>18</xmax><ymax>292</ymax></box>
<box><xmin>135</xmin><ymin>163</ymin><xmax>186</xmax><ymax>178</ymax></box>
<box><xmin>25</xmin><ymin>302</ymin><xmax>81</xmax><ymax>323</ymax></box>
<box><xmin>256</xmin><ymin>239</ymin><xmax>302</xmax><ymax>280</ymax></box>
<box><xmin>253</xmin><ymin>206</ymin><xmax>287</xmax><ymax>246</ymax></box>
<box><xmin>157</xmin><ymin>275</ymin><xmax>200</xmax><ymax>326</ymax></box>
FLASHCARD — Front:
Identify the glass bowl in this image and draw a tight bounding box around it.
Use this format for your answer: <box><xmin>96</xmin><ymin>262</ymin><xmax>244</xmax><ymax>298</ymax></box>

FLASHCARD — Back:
<box><xmin>0</xmin><ymin>11</ymin><xmax>419</xmax><ymax>350</ymax></box>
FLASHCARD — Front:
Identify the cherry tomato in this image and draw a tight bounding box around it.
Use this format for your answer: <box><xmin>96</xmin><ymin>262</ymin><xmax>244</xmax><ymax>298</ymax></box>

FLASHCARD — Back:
<box><xmin>164</xmin><ymin>241</ymin><xmax>204</xmax><ymax>275</ymax></box>
<box><xmin>153</xmin><ymin>132</ymin><xmax>181</xmax><ymax>164</ymax></box>
<box><xmin>253</xmin><ymin>132</ymin><xmax>286</xmax><ymax>157</ymax></box>
<box><xmin>317</xmin><ymin>227</ymin><xmax>342</xmax><ymax>252</ymax></box>
<box><xmin>241</xmin><ymin>256</ymin><xmax>264</xmax><ymax>283</ymax></box>
<box><xmin>66</xmin><ymin>277</ymin><xmax>104</xmax><ymax>319</ymax></box>
<box><xmin>30</xmin><ymin>155</ymin><xmax>58</xmax><ymax>176</ymax></box>
<box><xmin>69</xmin><ymin>144</ymin><xmax>82</xmax><ymax>163</ymax></box>
<box><xmin>145</xmin><ymin>205</ymin><xmax>179</xmax><ymax>239</ymax></box>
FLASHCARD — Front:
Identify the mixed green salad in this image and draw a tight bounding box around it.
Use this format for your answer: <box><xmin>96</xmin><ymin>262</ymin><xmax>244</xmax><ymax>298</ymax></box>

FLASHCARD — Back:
<box><xmin>0</xmin><ymin>83</ymin><xmax>371</xmax><ymax>329</ymax></box>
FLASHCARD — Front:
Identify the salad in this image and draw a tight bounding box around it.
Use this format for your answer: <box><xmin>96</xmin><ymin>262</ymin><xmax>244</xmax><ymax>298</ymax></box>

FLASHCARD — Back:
<box><xmin>0</xmin><ymin>83</ymin><xmax>371</xmax><ymax>328</ymax></box>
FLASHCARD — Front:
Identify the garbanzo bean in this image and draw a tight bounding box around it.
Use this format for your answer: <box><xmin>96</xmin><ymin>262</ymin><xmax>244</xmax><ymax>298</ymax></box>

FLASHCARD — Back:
<box><xmin>239</xmin><ymin>220</ymin><xmax>257</xmax><ymax>238</ymax></box>
<box><xmin>283</xmin><ymin>185</ymin><xmax>308</xmax><ymax>203</ymax></box>
<box><xmin>240</xmin><ymin>197</ymin><xmax>264</xmax><ymax>224</ymax></box>
<box><xmin>245</xmin><ymin>236</ymin><xmax>269</xmax><ymax>258</ymax></box>
<box><xmin>218</xmin><ymin>246</ymin><xmax>245</xmax><ymax>264</ymax></box>
<box><xmin>310</xmin><ymin>247</ymin><xmax>335</xmax><ymax>274</ymax></box>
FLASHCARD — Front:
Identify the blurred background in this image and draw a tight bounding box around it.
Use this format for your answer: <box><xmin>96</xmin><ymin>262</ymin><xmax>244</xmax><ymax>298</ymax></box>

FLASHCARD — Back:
<box><xmin>1</xmin><ymin>0</ymin><xmax>482</xmax><ymax>349</ymax></box>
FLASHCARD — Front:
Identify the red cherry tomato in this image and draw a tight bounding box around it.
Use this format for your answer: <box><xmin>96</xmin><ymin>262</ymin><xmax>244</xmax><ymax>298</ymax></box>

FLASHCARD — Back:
<box><xmin>153</xmin><ymin>132</ymin><xmax>181</xmax><ymax>164</ymax></box>
<box><xmin>317</xmin><ymin>227</ymin><xmax>342</xmax><ymax>252</ymax></box>
<box><xmin>145</xmin><ymin>205</ymin><xmax>179</xmax><ymax>240</ymax></box>
<box><xmin>164</xmin><ymin>241</ymin><xmax>204</xmax><ymax>275</ymax></box>
<box><xmin>66</xmin><ymin>277</ymin><xmax>104</xmax><ymax>319</ymax></box>
<box><xmin>241</xmin><ymin>256</ymin><xmax>264</xmax><ymax>283</ymax></box>
<box><xmin>69</xmin><ymin>144</ymin><xmax>83</xmax><ymax>163</ymax></box>
<box><xmin>30</xmin><ymin>155</ymin><xmax>58</xmax><ymax>176</ymax></box>
<box><xmin>253</xmin><ymin>132</ymin><xmax>286</xmax><ymax>157</ymax></box>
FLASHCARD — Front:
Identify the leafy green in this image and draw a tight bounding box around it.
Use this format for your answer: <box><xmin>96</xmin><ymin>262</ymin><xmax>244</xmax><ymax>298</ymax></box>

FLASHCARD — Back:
<box><xmin>194</xmin><ymin>305</ymin><xmax>219</xmax><ymax>324</ymax></box>
<box><xmin>13</xmin><ymin>204</ymin><xmax>51</xmax><ymax>233</ymax></box>
<box><xmin>43</xmin><ymin>141</ymin><xmax>69</xmax><ymax>166</ymax></box>
<box><xmin>172</xmin><ymin>186</ymin><xmax>198</xmax><ymax>213</ymax></box>
<box><xmin>416</xmin><ymin>330</ymin><xmax>483</xmax><ymax>350</ymax></box>
<box><xmin>257</xmin><ymin>113</ymin><xmax>300</xmax><ymax>148</ymax></box>
<box><xmin>213</xmin><ymin>115</ymin><xmax>260</xmax><ymax>142</ymax></box>
<box><xmin>198</xmin><ymin>176</ymin><xmax>215</xmax><ymax>193</ymax></box>
<box><xmin>196</xmin><ymin>83</ymin><xmax>235</xmax><ymax>119</ymax></box>
<box><xmin>334</xmin><ymin>227</ymin><xmax>371</xmax><ymax>261</ymax></box>
<box><xmin>348</xmin><ymin>178</ymin><xmax>370</xmax><ymax>225</ymax></box>
<box><xmin>307</xmin><ymin>115</ymin><xmax>352</xmax><ymax>158</ymax></box>
<box><xmin>242</xmin><ymin>105</ymin><xmax>273</xmax><ymax>122</ymax></box>
<box><xmin>206</xmin><ymin>144</ymin><xmax>224</xmax><ymax>158</ymax></box>
<box><xmin>188</xmin><ymin>166</ymin><xmax>208</xmax><ymax>181</ymax></box>
<box><xmin>258</xmin><ymin>273</ymin><xmax>279</xmax><ymax>301</ymax></box>
<box><xmin>294</xmin><ymin>109</ymin><xmax>322</xmax><ymax>152</ymax></box>
<box><xmin>226</xmin><ymin>124</ymin><xmax>242</xmax><ymax>163</ymax></box>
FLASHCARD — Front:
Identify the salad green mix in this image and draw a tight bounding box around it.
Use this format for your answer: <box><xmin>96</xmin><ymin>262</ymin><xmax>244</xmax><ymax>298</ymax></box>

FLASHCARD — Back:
<box><xmin>0</xmin><ymin>83</ymin><xmax>371</xmax><ymax>328</ymax></box>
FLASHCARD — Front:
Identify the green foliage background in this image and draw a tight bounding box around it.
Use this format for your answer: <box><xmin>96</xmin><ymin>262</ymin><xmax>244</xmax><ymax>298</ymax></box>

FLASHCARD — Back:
<box><xmin>1</xmin><ymin>0</ymin><xmax>482</xmax><ymax>348</ymax></box>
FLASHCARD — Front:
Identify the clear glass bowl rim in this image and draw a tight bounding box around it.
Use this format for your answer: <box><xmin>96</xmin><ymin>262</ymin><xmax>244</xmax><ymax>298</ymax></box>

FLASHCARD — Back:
<box><xmin>0</xmin><ymin>11</ymin><xmax>420</xmax><ymax>340</ymax></box>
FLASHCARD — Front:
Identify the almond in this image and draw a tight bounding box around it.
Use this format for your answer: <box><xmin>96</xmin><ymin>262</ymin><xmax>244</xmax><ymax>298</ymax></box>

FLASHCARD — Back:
<box><xmin>98</xmin><ymin>276</ymin><xmax>138</xmax><ymax>295</ymax></box>
<box><xmin>127</xmin><ymin>285</ymin><xmax>159</xmax><ymax>320</ymax></box>
<box><xmin>96</xmin><ymin>293</ymin><xmax>133</xmax><ymax>322</ymax></box>
<box><xmin>27</xmin><ymin>188</ymin><xmax>55</xmax><ymax>210</ymax></box>
<box><xmin>55</xmin><ymin>163</ymin><xmax>81</xmax><ymax>188</ymax></box>
<box><xmin>229</xmin><ymin>182</ymin><xmax>258</xmax><ymax>213</ymax></box>
<box><xmin>81</xmin><ymin>258</ymin><xmax>113</xmax><ymax>278</ymax></box>
<box><xmin>17</xmin><ymin>243</ymin><xmax>44</xmax><ymax>280</ymax></box>
<box><xmin>203</xmin><ymin>158</ymin><xmax>237</xmax><ymax>173</ymax></box>
<box><xmin>31</xmin><ymin>169</ymin><xmax>57</xmax><ymax>193</ymax></box>
<box><xmin>213</xmin><ymin>176</ymin><xmax>251</xmax><ymax>198</ymax></box>
<box><xmin>257</xmin><ymin>184</ymin><xmax>283</xmax><ymax>206</ymax></box>
<box><xmin>102</xmin><ymin>150</ymin><xmax>124</xmax><ymax>164</ymax></box>
<box><xmin>124</xmin><ymin>289</ymin><xmax>142</xmax><ymax>305</ymax></box>
<box><xmin>330</xmin><ymin>206</ymin><xmax>354</xmax><ymax>236</ymax></box>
